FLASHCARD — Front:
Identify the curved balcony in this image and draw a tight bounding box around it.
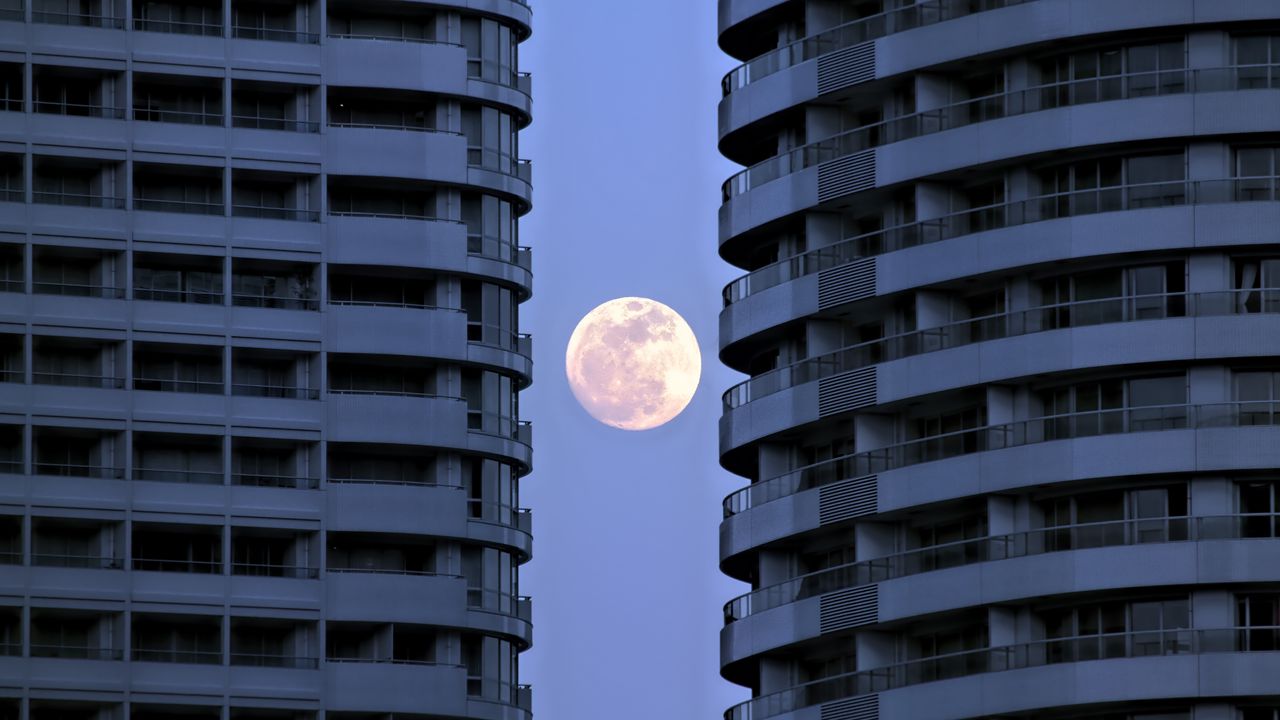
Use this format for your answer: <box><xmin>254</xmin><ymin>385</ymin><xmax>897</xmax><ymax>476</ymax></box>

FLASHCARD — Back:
<box><xmin>724</xmin><ymin>290</ymin><xmax>1261</xmax><ymax>411</ymax></box>
<box><xmin>725</xmin><ymin>627</ymin><xmax>1278</xmax><ymax>720</ymax></box>
<box><xmin>722</xmin><ymin>65</ymin><xmax>1263</xmax><ymax>206</ymax></box>
<box><xmin>721</xmin><ymin>0</ymin><xmax>1030</xmax><ymax>98</ymax></box>
<box><xmin>724</xmin><ymin>401</ymin><xmax>1280</xmax><ymax>517</ymax></box>
<box><xmin>723</xmin><ymin>514</ymin><xmax>1266</xmax><ymax>625</ymax></box>
<box><xmin>721</xmin><ymin>177</ymin><xmax>1277</xmax><ymax>318</ymax></box>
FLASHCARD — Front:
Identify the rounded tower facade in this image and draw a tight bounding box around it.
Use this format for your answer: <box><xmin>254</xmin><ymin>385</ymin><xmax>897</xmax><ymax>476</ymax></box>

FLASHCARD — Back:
<box><xmin>717</xmin><ymin>2</ymin><xmax>1280</xmax><ymax>719</ymax></box>
<box><xmin>0</xmin><ymin>1</ymin><xmax>533</xmax><ymax>720</ymax></box>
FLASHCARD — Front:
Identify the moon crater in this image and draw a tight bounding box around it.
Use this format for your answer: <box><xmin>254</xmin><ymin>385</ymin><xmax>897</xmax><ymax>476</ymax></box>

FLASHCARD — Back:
<box><xmin>565</xmin><ymin>297</ymin><xmax>701</xmax><ymax>431</ymax></box>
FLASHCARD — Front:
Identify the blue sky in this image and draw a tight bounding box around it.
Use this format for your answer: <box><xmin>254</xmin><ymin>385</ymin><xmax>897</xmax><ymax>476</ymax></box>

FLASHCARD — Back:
<box><xmin>518</xmin><ymin>1</ymin><xmax>748</xmax><ymax>716</ymax></box>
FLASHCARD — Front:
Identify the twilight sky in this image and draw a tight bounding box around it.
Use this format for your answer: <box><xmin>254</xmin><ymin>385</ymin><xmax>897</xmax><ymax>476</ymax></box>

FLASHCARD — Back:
<box><xmin>518</xmin><ymin>1</ymin><xmax>749</xmax><ymax>716</ymax></box>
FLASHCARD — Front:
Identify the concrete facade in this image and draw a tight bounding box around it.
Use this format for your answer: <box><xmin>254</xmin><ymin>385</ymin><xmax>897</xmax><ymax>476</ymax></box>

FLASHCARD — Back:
<box><xmin>0</xmin><ymin>1</ymin><xmax>533</xmax><ymax>719</ymax></box>
<box><xmin>716</xmin><ymin>2</ymin><xmax>1280</xmax><ymax>719</ymax></box>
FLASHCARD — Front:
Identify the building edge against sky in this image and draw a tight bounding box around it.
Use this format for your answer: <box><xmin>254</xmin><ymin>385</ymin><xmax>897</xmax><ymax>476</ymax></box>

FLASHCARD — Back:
<box><xmin>715</xmin><ymin>2</ymin><xmax>1280</xmax><ymax>719</ymax></box>
<box><xmin>0</xmin><ymin>1</ymin><xmax>533</xmax><ymax>719</ymax></box>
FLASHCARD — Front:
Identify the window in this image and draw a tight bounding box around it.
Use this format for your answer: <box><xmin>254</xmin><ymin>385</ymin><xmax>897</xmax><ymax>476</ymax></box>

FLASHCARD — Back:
<box><xmin>1233</xmin><ymin>370</ymin><xmax>1280</xmax><ymax>426</ymax></box>
<box><xmin>1042</xmin><ymin>598</ymin><xmax>1189</xmax><ymax>662</ymax></box>
<box><xmin>906</xmin><ymin>405</ymin><xmax>987</xmax><ymax>460</ymax></box>
<box><xmin>1234</xmin><ymin>256</ymin><xmax>1280</xmax><ymax>312</ymax></box>
<box><xmin>461</xmin><ymin>16</ymin><xmax>517</xmax><ymax>86</ymax></box>
<box><xmin>1039</xmin><ymin>374</ymin><xmax>1187</xmax><ymax>437</ymax></box>
<box><xmin>462</xmin><ymin>280</ymin><xmax>517</xmax><ymax>348</ymax></box>
<box><xmin>1234</xmin><ymin>35</ymin><xmax>1280</xmax><ymax>88</ymax></box>
<box><xmin>1039</xmin><ymin>153</ymin><xmax>1186</xmax><ymax>217</ymax></box>
<box><xmin>1038</xmin><ymin>484</ymin><xmax>1188</xmax><ymax>549</ymax></box>
<box><xmin>1239</xmin><ymin>481</ymin><xmax>1280</xmax><ymax>537</ymax></box>
<box><xmin>1041</xmin><ymin>40</ymin><xmax>1186</xmax><ymax>103</ymax></box>
<box><xmin>1238</xmin><ymin>595</ymin><xmax>1280</xmax><ymax>650</ymax></box>
<box><xmin>1040</xmin><ymin>263</ymin><xmax>1186</xmax><ymax>328</ymax></box>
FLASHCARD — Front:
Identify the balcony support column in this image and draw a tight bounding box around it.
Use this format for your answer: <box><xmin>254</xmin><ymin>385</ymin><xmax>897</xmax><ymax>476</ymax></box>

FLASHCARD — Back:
<box><xmin>1191</xmin><ymin>590</ymin><xmax>1234</xmax><ymax>630</ymax></box>
<box><xmin>1188</xmin><ymin>30</ymin><xmax>1230</xmax><ymax>70</ymax></box>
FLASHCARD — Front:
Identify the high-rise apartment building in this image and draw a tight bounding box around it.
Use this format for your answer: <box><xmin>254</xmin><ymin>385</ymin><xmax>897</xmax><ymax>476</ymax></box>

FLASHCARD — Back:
<box><xmin>0</xmin><ymin>2</ymin><xmax>532</xmax><ymax>719</ymax></box>
<box><xmin>716</xmin><ymin>2</ymin><xmax>1280</xmax><ymax>719</ymax></box>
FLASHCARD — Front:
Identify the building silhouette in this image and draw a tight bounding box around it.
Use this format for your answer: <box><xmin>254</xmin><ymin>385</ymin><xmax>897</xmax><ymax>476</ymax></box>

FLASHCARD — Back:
<box><xmin>716</xmin><ymin>2</ymin><xmax>1280</xmax><ymax>719</ymax></box>
<box><xmin>0</xmin><ymin>1</ymin><xmax>533</xmax><ymax>719</ymax></box>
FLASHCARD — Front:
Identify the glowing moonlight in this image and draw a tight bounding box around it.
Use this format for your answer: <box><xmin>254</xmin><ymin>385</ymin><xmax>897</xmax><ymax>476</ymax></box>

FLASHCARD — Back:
<box><xmin>565</xmin><ymin>297</ymin><xmax>701</xmax><ymax>431</ymax></box>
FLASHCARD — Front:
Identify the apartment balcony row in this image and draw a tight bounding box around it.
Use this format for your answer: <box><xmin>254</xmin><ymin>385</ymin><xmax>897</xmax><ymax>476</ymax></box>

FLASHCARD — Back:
<box><xmin>725</xmin><ymin>400</ymin><xmax>1280</xmax><ymax>516</ymax></box>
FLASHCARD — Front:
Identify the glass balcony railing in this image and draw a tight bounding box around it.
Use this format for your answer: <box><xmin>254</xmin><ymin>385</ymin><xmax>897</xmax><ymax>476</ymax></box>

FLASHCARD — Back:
<box><xmin>32</xmin><ymin>371</ymin><xmax>125</xmax><ymax>389</ymax></box>
<box><xmin>231</xmin><ymin>473</ymin><xmax>319</xmax><ymax>489</ymax></box>
<box><xmin>130</xmin><ymin>557</ymin><xmax>222</xmax><ymax>573</ymax></box>
<box><xmin>32</xmin><ymin>10</ymin><xmax>124</xmax><ymax>28</ymax></box>
<box><xmin>131</xmin><ymin>648</ymin><xmax>222</xmax><ymax>664</ymax></box>
<box><xmin>724</xmin><ymin>289</ymin><xmax>1271</xmax><ymax>411</ymax></box>
<box><xmin>723</xmin><ymin>65</ymin><xmax>1279</xmax><ymax>203</ymax></box>
<box><xmin>133</xmin><ymin>197</ymin><xmax>224</xmax><ymax>215</ymax></box>
<box><xmin>722</xmin><ymin>0</ymin><xmax>1030</xmax><ymax>97</ymax></box>
<box><xmin>723</xmin><ymin>177</ymin><xmax>1280</xmax><ymax>306</ymax></box>
<box><xmin>231</xmin><ymin>25</ymin><xmax>318</xmax><ymax>43</ymax></box>
<box><xmin>232</xmin><ymin>115</ymin><xmax>319</xmax><ymax>132</ymax></box>
<box><xmin>232</xmin><ymin>205</ymin><xmax>320</xmax><ymax>222</ymax></box>
<box><xmin>133</xmin><ymin>467</ymin><xmax>224</xmax><ymax>484</ymax></box>
<box><xmin>132</xmin><ymin>17</ymin><xmax>222</xmax><ymax>36</ymax></box>
<box><xmin>30</xmin><ymin>645</ymin><xmax>124</xmax><ymax>660</ymax></box>
<box><xmin>724</xmin><ymin>514</ymin><xmax>1279</xmax><ymax>624</ymax></box>
<box><xmin>32</xmin><ymin>462</ymin><xmax>125</xmax><ymax>479</ymax></box>
<box><xmin>133</xmin><ymin>107</ymin><xmax>222</xmax><ymax>125</ymax></box>
<box><xmin>30</xmin><ymin>554</ymin><xmax>123</xmax><ymax>569</ymax></box>
<box><xmin>230</xmin><ymin>652</ymin><xmax>318</xmax><ymax>669</ymax></box>
<box><xmin>133</xmin><ymin>377</ymin><xmax>224</xmax><ymax>394</ymax></box>
<box><xmin>231</xmin><ymin>562</ymin><xmax>319</xmax><ymax>579</ymax></box>
<box><xmin>32</xmin><ymin>281</ymin><xmax>126</xmax><ymax>298</ymax></box>
<box><xmin>32</xmin><ymin>101</ymin><xmax>126</xmax><ymax>119</ymax></box>
<box><xmin>725</xmin><ymin>401</ymin><xmax>1280</xmax><ymax>516</ymax></box>
<box><xmin>32</xmin><ymin>191</ymin><xmax>124</xmax><ymax>209</ymax></box>
<box><xmin>726</xmin><ymin>626</ymin><xmax>1280</xmax><ymax>720</ymax></box>
<box><xmin>231</xmin><ymin>383</ymin><xmax>320</xmax><ymax>400</ymax></box>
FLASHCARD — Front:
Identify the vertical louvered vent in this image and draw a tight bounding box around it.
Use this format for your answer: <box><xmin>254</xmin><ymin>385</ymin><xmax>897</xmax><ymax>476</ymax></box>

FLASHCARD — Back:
<box><xmin>818</xmin><ymin>366</ymin><xmax>877</xmax><ymax>417</ymax></box>
<box><xmin>820</xmin><ymin>584</ymin><xmax>879</xmax><ymax>633</ymax></box>
<box><xmin>818</xmin><ymin>41</ymin><xmax>877</xmax><ymax>95</ymax></box>
<box><xmin>818</xmin><ymin>149</ymin><xmax>876</xmax><ymax>202</ymax></box>
<box><xmin>819</xmin><ymin>473</ymin><xmax>878</xmax><ymax>524</ymax></box>
<box><xmin>818</xmin><ymin>257</ymin><xmax>876</xmax><ymax>308</ymax></box>
<box><xmin>821</xmin><ymin>694</ymin><xmax>879</xmax><ymax>720</ymax></box>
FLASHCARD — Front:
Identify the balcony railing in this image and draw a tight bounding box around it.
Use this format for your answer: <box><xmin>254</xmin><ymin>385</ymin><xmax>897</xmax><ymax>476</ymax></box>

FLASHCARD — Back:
<box><xmin>725</xmin><ymin>401</ymin><xmax>1280</xmax><ymax>516</ymax></box>
<box><xmin>327</xmin><ymin>475</ymin><xmax>436</xmax><ymax>487</ymax></box>
<box><xmin>231</xmin><ymin>25</ymin><xmax>319</xmax><ymax>43</ymax></box>
<box><xmin>327</xmin><ymin>566</ymin><xmax>451</xmax><ymax>577</ymax></box>
<box><xmin>131</xmin><ymin>648</ymin><xmax>222</xmax><ymax>664</ymax></box>
<box><xmin>0</xmin><ymin>187</ymin><xmax>22</xmax><ymax>202</ymax></box>
<box><xmin>32</xmin><ymin>10</ymin><xmax>124</xmax><ymax>28</ymax></box>
<box><xmin>723</xmin><ymin>64</ymin><xmax>1276</xmax><ymax>202</ymax></box>
<box><xmin>0</xmin><ymin>279</ymin><xmax>20</xmax><ymax>292</ymax></box>
<box><xmin>32</xmin><ymin>101</ymin><xmax>126</xmax><ymax>119</ymax></box>
<box><xmin>0</xmin><ymin>550</ymin><xmax>20</xmax><ymax>564</ymax></box>
<box><xmin>230</xmin><ymin>652</ymin><xmax>319</xmax><ymax>669</ymax></box>
<box><xmin>723</xmin><ymin>177</ymin><xmax>1280</xmax><ymax>306</ymax></box>
<box><xmin>726</xmin><ymin>627</ymin><xmax>1280</xmax><ymax>720</ymax></box>
<box><xmin>32</xmin><ymin>191</ymin><xmax>124</xmax><ymax>209</ymax></box>
<box><xmin>32</xmin><ymin>462</ymin><xmax>125</xmax><ymax>479</ymax></box>
<box><xmin>133</xmin><ymin>107</ymin><xmax>223</xmax><ymax>125</ymax></box>
<box><xmin>30</xmin><ymin>645</ymin><xmax>124</xmax><ymax>660</ymax></box>
<box><xmin>0</xmin><ymin>369</ymin><xmax>21</xmax><ymax>383</ymax></box>
<box><xmin>133</xmin><ymin>467</ymin><xmax>224</xmax><ymax>484</ymax></box>
<box><xmin>132</xmin><ymin>17</ymin><xmax>222</xmax><ymax>35</ymax></box>
<box><xmin>722</xmin><ymin>0</ymin><xmax>1030</xmax><ymax>97</ymax></box>
<box><xmin>232</xmin><ymin>115</ymin><xmax>320</xmax><ymax>132</ymax></box>
<box><xmin>32</xmin><ymin>281</ymin><xmax>126</xmax><ymax>298</ymax></box>
<box><xmin>0</xmin><ymin>642</ymin><xmax>18</xmax><ymax>657</ymax></box>
<box><xmin>231</xmin><ymin>293</ymin><xmax>319</xmax><ymax>310</ymax></box>
<box><xmin>32</xmin><ymin>371</ymin><xmax>125</xmax><ymax>389</ymax></box>
<box><xmin>231</xmin><ymin>562</ymin><xmax>319</xmax><ymax>579</ymax></box>
<box><xmin>232</xmin><ymin>473</ymin><xmax>320</xmax><ymax>489</ymax></box>
<box><xmin>724</xmin><ymin>289</ymin><xmax>1267</xmax><ymax>411</ymax></box>
<box><xmin>724</xmin><ymin>514</ymin><xmax>1278</xmax><ymax>624</ymax></box>
<box><xmin>232</xmin><ymin>205</ymin><xmax>320</xmax><ymax>222</ymax></box>
<box><xmin>0</xmin><ymin>459</ymin><xmax>21</xmax><ymax>473</ymax></box>
<box><xmin>232</xmin><ymin>383</ymin><xmax>320</xmax><ymax>400</ymax></box>
<box><xmin>327</xmin><ymin>208</ymin><xmax>446</xmax><ymax>221</ymax></box>
<box><xmin>133</xmin><ymin>377</ymin><xmax>224</xmax><ymax>394</ymax></box>
<box><xmin>31</xmin><ymin>553</ymin><xmax>123</xmax><ymax>569</ymax></box>
<box><xmin>131</xmin><ymin>557</ymin><xmax>222</xmax><ymax>573</ymax></box>
<box><xmin>133</xmin><ymin>197</ymin><xmax>224</xmax><ymax>215</ymax></box>
<box><xmin>326</xmin><ymin>32</ymin><xmax>461</xmax><ymax>47</ymax></box>
<box><xmin>133</xmin><ymin>287</ymin><xmax>223</xmax><ymax>304</ymax></box>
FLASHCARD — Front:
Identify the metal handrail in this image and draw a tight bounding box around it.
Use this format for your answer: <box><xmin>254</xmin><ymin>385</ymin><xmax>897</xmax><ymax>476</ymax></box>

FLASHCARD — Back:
<box><xmin>131</xmin><ymin>557</ymin><xmax>223</xmax><ymax>573</ymax></box>
<box><xmin>722</xmin><ymin>0</ymin><xmax>1032</xmax><ymax>97</ymax></box>
<box><xmin>726</xmin><ymin>626</ymin><xmax>1280</xmax><ymax>720</ymax></box>
<box><xmin>231</xmin><ymin>293</ymin><xmax>319</xmax><ymax>311</ymax></box>
<box><xmin>30</xmin><ymin>645</ymin><xmax>124</xmax><ymax>660</ymax></box>
<box><xmin>329</xmin><ymin>476</ymin><xmax>448</xmax><ymax>487</ymax></box>
<box><xmin>32</xmin><ymin>371</ymin><xmax>126</xmax><ymax>389</ymax></box>
<box><xmin>31</xmin><ymin>553</ymin><xmax>123</xmax><ymax>569</ymax></box>
<box><xmin>326</xmin><ymin>32</ymin><xmax>462</xmax><ymax>47</ymax></box>
<box><xmin>32</xmin><ymin>100</ymin><xmax>126</xmax><ymax>119</ymax></box>
<box><xmin>231</xmin><ymin>383</ymin><xmax>319</xmax><ymax>400</ymax></box>
<box><xmin>232</xmin><ymin>115</ymin><xmax>320</xmax><ymax>132</ymax></box>
<box><xmin>32</xmin><ymin>281</ymin><xmax>126</xmax><ymax>298</ymax></box>
<box><xmin>724</xmin><ymin>289</ymin><xmax>1269</xmax><ymax>410</ymax></box>
<box><xmin>724</xmin><ymin>514</ymin><xmax>1279</xmax><ymax>623</ymax></box>
<box><xmin>232</xmin><ymin>205</ymin><xmax>320</xmax><ymax>222</ymax></box>
<box><xmin>229</xmin><ymin>652</ymin><xmax>319</xmax><ymax>668</ymax></box>
<box><xmin>326</xmin><ymin>209</ymin><xmax>447</xmax><ymax>221</ymax></box>
<box><xmin>131</xmin><ymin>648</ymin><xmax>222</xmax><ymax>663</ymax></box>
<box><xmin>327</xmin><ymin>388</ymin><xmax>448</xmax><ymax>399</ymax></box>
<box><xmin>133</xmin><ymin>287</ymin><xmax>223</xmax><ymax>303</ymax></box>
<box><xmin>133</xmin><ymin>377</ymin><xmax>224</xmax><ymax>394</ymax></box>
<box><xmin>231</xmin><ymin>473</ymin><xmax>319</xmax><ymax>489</ymax></box>
<box><xmin>724</xmin><ymin>401</ymin><xmax>1280</xmax><ymax>516</ymax></box>
<box><xmin>327</xmin><ymin>298</ymin><xmax>459</xmax><ymax>310</ymax></box>
<box><xmin>134</xmin><ymin>197</ymin><xmax>225</xmax><ymax>215</ymax></box>
<box><xmin>32</xmin><ymin>462</ymin><xmax>125</xmax><ymax>478</ymax></box>
<box><xmin>723</xmin><ymin>64</ymin><xmax>1273</xmax><ymax>202</ymax></box>
<box><xmin>723</xmin><ymin>177</ymin><xmax>1273</xmax><ymax>306</ymax></box>
<box><xmin>326</xmin><ymin>566</ymin><xmax>454</xmax><ymax>577</ymax></box>
<box><xmin>329</xmin><ymin>121</ymin><xmax>456</xmax><ymax>134</ymax></box>
<box><xmin>326</xmin><ymin>655</ymin><xmax>466</xmax><ymax>667</ymax></box>
<box><xmin>132</xmin><ymin>107</ymin><xmax>223</xmax><ymax>125</ymax></box>
<box><xmin>32</xmin><ymin>191</ymin><xmax>124</xmax><ymax>209</ymax></box>
<box><xmin>132</xmin><ymin>17</ymin><xmax>223</xmax><ymax>36</ymax></box>
<box><xmin>231</xmin><ymin>562</ymin><xmax>319</xmax><ymax>579</ymax></box>
<box><xmin>231</xmin><ymin>25</ymin><xmax>319</xmax><ymax>44</ymax></box>
<box><xmin>133</xmin><ymin>467</ymin><xmax>224</xmax><ymax>484</ymax></box>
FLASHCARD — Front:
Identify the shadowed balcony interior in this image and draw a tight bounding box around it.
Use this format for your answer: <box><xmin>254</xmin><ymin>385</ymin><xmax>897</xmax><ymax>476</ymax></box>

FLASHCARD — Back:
<box><xmin>328</xmin><ymin>443</ymin><xmax>438</xmax><ymax>485</ymax></box>
<box><xmin>33</xmin><ymin>245</ymin><xmax>123</xmax><ymax>297</ymax></box>
<box><xmin>31</xmin><ymin>515</ymin><xmax>121</xmax><ymax>568</ymax></box>
<box><xmin>231</xmin><ymin>0</ymin><xmax>316</xmax><ymax>41</ymax></box>
<box><xmin>133</xmin><ymin>342</ymin><xmax>223</xmax><ymax>393</ymax></box>
<box><xmin>232</xmin><ymin>79</ymin><xmax>319</xmax><ymax>129</ymax></box>
<box><xmin>231</xmin><ymin>257</ymin><xmax>317</xmax><ymax>308</ymax></box>
<box><xmin>0</xmin><ymin>242</ymin><xmax>20</xmax><ymax>291</ymax></box>
<box><xmin>133</xmin><ymin>163</ymin><xmax>222</xmax><ymax>214</ymax></box>
<box><xmin>32</xmin><ymin>336</ymin><xmax>124</xmax><ymax>387</ymax></box>
<box><xmin>327</xmin><ymin>177</ymin><xmax>437</xmax><ymax>219</ymax></box>
<box><xmin>132</xmin><ymin>431</ymin><xmax>222</xmax><ymax>484</ymax></box>
<box><xmin>132</xmin><ymin>522</ymin><xmax>221</xmax><ymax>573</ymax></box>
<box><xmin>32</xmin><ymin>155</ymin><xmax>122</xmax><ymax>207</ymax></box>
<box><xmin>0</xmin><ymin>62</ymin><xmax>21</xmax><ymax>110</ymax></box>
<box><xmin>232</xmin><ymin>526</ymin><xmax>316</xmax><ymax>576</ymax></box>
<box><xmin>328</xmin><ymin>354</ymin><xmax>437</xmax><ymax>397</ymax></box>
<box><xmin>131</xmin><ymin>613</ymin><xmax>221</xmax><ymax>662</ymax></box>
<box><xmin>326</xmin><ymin>2</ymin><xmax>435</xmax><ymax>42</ymax></box>
<box><xmin>328</xmin><ymin>267</ymin><xmax>437</xmax><ymax>308</ymax></box>
<box><xmin>33</xmin><ymin>64</ymin><xmax>123</xmax><ymax>117</ymax></box>
<box><xmin>232</xmin><ymin>347</ymin><xmax>317</xmax><ymax>398</ymax></box>
<box><xmin>0</xmin><ymin>515</ymin><xmax>18</xmax><ymax>564</ymax></box>
<box><xmin>30</xmin><ymin>608</ymin><xmax>122</xmax><ymax>659</ymax></box>
<box><xmin>327</xmin><ymin>87</ymin><xmax>438</xmax><ymax>130</ymax></box>
<box><xmin>32</xmin><ymin>426</ymin><xmax>122</xmax><ymax>479</ymax></box>
<box><xmin>133</xmin><ymin>0</ymin><xmax>222</xmax><ymax>35</ymax></box>
<box><xmin>133</xmin><ymin>72</ymin><xmax>222</xmax><ymax>125</ymax></box>
<box><xmin>231</xmin><ymin>437</ymin><xmax>317</xmax><ymax>488</ymax></box>
<box><xmin>232</xmin><ymin>168</ymin><xmax>318</xmax><ymax>220</ymax></box>
<box><xmin>327</xmin><ymin>532</ymin><xmax>436</xmax><ymax>574</ymax></box>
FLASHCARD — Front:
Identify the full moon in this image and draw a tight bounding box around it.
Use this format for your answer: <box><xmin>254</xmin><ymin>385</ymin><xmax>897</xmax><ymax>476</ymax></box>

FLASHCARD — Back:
<box><xmin>565</xmin><ymin>297</ymin><xmax>701</xmax><ymax>431</ymax></box>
